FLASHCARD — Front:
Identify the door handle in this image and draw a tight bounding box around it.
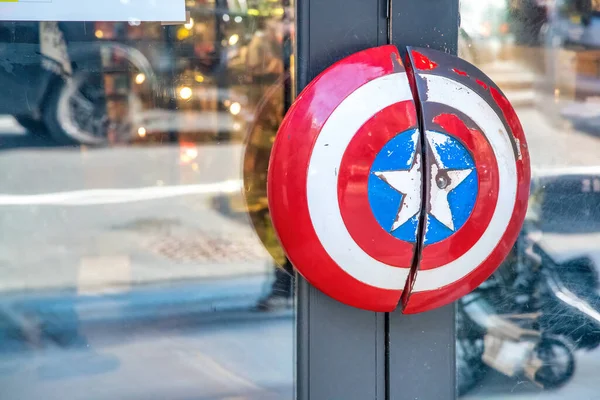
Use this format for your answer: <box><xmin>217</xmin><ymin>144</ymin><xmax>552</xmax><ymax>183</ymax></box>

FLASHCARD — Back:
<box><xmin>267</xmin><ymin>45</ymin><xmax>530</xmax><ymax>313</ymax></box>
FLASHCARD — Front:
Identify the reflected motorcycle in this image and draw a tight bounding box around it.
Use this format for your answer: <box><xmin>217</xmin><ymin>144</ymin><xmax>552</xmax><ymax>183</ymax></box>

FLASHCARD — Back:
<box><xmin>457</xmin><ymin>297</ymin><xmax>575</xmax><ymax>396</ymax></box>
<box><xmin>487</xmin><ymin>226</ymin><xmax>600</xmax><ymax>350</ymax></box>
<box><xmin>457</xmin><ymin>225</ymin><xmax>600</xmax><ymax>395</ymax></box>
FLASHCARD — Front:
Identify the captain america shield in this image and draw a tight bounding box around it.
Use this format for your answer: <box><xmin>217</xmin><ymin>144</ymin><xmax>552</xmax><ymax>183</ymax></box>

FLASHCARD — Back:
<box><xmin>267</xmin><ymin>45</ymin><xmax>530</xmax><ymax>313</ymax></box>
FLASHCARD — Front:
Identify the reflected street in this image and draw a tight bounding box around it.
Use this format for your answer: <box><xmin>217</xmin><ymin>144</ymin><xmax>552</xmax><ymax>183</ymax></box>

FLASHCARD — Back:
<box><xmin>0</xmin><ymin>116</ymin><xmax>294</xmax><ymax>400</ymax></box>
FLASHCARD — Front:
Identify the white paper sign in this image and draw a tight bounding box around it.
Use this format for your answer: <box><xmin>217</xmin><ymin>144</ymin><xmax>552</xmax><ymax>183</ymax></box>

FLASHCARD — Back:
<box><xmin>0</xmin><ymin>0</ymin><xmax>185</xmax><ymax>22</ymax></box>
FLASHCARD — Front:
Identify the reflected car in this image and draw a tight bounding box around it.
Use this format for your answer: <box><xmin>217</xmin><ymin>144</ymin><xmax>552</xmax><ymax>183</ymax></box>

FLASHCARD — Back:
<box><xmin>528</xmin><ymin>166</ymin><xmax>600</xmax><ymax>233</ymax></box>
<box><xmin>0</xmin><ymin>14</ymin><xmax>247</xmax><ymax>146</ymax></box>
<box><xmin>0</xmin><ymin>22</ymin><xmax>158</xmax><ymax>145</ymax></box>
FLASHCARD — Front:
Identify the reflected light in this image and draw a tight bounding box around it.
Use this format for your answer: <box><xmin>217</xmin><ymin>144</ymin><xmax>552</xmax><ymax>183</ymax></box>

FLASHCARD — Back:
<box><xmin>135</xmin><ymin>73</ymin><xmax>146</xmax><ymax>85</ymax></box>
<box><xmin>233</xmin><ymin>122</ymin><xmax>242</xmax><ymax>131</ymax></box>
<box><xmin>228</xmin><ymin>34</ymin><xmax>239</xmax><ymax>46</ymax></box>
<box><xmin>229</xmin><ymin>102</ymin><xmax>241</xmax><ymax>115</ymax></box>
<box><xmin>180</xmin><ymin>144</ymin><xmax>199</xmax><ymax>164</ymax></box>
<box><xmin>186</xmin><ymin>148</ymin><xmax>198</xmax><ymax>159</ymax></box>
<box><xmin>95</xmin><ymin>30</ymin><xmax>104</xmax><ymax>39</ymax></box>
<box><xmin>179</xmin><ymin>86</ymin><xmax>193</xmax><ymax>100</ymax></box>
<box><xmin>223</xmin><ymin>14</ymin><xmax>230</xmax><ymax>22</ymax></box>
<box><xmin>195</xmin><ymin>74</ymin><xmax>205</xmax><ymax>83</ymax></box>
<box><xmin>184</xmin><ymin>17</ymin><xmax>195</xmax><ymax>30</ymax></box>
<box><xmin>137</xmin><ymin>127</ymin><xmax>147</xmax><ymax>138</ymax></box>
<box><xmin>554</xmin><ymin>88</ymin><xmax>560</xmax><ymax>103</ymax></box>
<box><xmin>479</xmin><ymin>21</ymin><xmax>492</xmax><ymax>37</ymax></box>
<box><xmin>234</xmin><ymin>16</ymin><xmax>242</xmax><ymax>23</ymax></box>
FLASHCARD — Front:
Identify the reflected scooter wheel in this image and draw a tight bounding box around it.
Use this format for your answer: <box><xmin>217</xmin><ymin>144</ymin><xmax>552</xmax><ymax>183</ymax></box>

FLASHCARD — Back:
<box><xmin>533</xmin><ymin>335</ymin><xmax>575</xmax><ymax>389</ymax></box>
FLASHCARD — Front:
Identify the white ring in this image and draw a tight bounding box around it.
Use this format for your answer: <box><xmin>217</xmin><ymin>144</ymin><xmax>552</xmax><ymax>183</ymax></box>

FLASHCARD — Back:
<box><xmin>413</xmin><ymin>74</ymin><xmax>517</xmax><ymax>292</ymax></box>
<box><xmin>306</xmin><ymin>73</ymin><xmax>413</xmax><ymax>290</ymax></box>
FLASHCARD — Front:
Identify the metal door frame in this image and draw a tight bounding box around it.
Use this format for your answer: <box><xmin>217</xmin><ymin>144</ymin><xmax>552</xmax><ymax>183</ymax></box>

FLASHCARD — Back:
<box><xmin>294</xmin><ymin>1</ymin><xmax>459</xmax><ymax>398</ymax></box>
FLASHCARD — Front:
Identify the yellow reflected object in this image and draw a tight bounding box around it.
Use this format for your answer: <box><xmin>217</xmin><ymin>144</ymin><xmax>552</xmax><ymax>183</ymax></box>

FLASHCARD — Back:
<box><xmin>242</xmin><ymin>74</ymin><xmax>290</xmax><ymax>268</ymax></box>
<box><xmin>177</xmin><ymin>27</ymin><xmax>191</xmax><ymax>41</ymax></box>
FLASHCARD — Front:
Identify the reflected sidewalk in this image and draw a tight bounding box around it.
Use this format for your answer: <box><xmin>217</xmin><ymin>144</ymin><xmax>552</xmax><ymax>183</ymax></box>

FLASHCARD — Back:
<box><xmin>0</xmin><ymin>274</ymin><xmax>292</xmax><ymax>352</ymax></box>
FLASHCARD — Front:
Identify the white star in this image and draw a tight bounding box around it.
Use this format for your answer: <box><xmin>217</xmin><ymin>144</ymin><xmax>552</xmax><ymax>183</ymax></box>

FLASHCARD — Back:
<box><xmin>426</xmin><ymin>131</ymin><xmax>473</xmax><ymax>232</ymax></box>
<box><xmin>374</xmin><ymin>146</ymin><xmax>422</xmax><ymax>232</ymax></box>
<box><xmin>374</xmin><ymin>131</ymin><xmax>473</xmax><ymax>235</ymax></box>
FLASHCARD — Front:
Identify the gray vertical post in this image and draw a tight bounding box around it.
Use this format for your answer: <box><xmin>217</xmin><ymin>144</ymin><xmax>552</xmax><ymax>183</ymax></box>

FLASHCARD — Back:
<box><xmin>388</xmin><ymin>0</ymin><xmax>459</xmax><ymax>399</ymax></box>
<box><xmin>295</xmin><ymin>0</ymin><xmax>388</xmax><ymax>399</ymax></box>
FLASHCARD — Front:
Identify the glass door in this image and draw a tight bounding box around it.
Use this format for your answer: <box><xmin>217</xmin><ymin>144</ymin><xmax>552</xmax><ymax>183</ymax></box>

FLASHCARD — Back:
<box><xmin>0</xmin><ymin>2</ymin><xmax>296</xmax><ymax>399</ymax></box>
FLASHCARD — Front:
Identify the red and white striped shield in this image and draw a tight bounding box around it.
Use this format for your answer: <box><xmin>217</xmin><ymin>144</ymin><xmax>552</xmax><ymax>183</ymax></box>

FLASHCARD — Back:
<box><xmin>267</xmin><ymin>45</ymin><xmax>530</xmax><ymax>313</ymax></box>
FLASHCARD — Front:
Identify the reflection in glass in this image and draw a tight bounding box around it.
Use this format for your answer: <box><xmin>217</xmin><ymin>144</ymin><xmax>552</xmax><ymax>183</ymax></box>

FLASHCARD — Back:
<box><xmin>458</xmin><ymin>0</ymin><xmax>600</xmax><ymax>397</ymax></box>
<box><xmin>0</xmin><ymin>2</ymin><xmax>295</xmax><ymax>399</ymax></box>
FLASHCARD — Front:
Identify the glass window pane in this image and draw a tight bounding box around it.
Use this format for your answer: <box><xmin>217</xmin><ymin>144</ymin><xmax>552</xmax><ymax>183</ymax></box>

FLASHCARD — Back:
<box><xmin>458</xmin><ymin>0</ymin><xmax>600</xmax><ymax>397</ymax></box>
<box><xmin>0</xmin><ymin>2</ymin><xmax>295</xmax><ymax>399</ymax></box>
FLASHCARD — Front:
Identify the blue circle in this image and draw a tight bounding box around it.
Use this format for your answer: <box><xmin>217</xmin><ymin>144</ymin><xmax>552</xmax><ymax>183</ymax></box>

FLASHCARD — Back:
<box><xmin>368</xmin><ymin>130</ymin><xmax>478</xmax><ymax>245</ymax></box>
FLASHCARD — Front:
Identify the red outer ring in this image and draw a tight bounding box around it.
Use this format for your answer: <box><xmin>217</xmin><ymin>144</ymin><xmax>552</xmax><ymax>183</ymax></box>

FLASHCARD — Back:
<box><xmin>404</xmin><ymin>90</ymin><xmax>531</xmax><ymax>314</ymax></box>
<box><xmin>268</xmin><ymin>45</ymin><xmax>409</xmax><ymax>312</ymax></box>
<box><xmin>337</xmin><ymin>101</ymin><xmax>418</xmax><ymax>267</ymax></box>
<box><xmin>419</xmin><ymin>112</ymin><xmax>499</xmax><ymax>269</ymax></box>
